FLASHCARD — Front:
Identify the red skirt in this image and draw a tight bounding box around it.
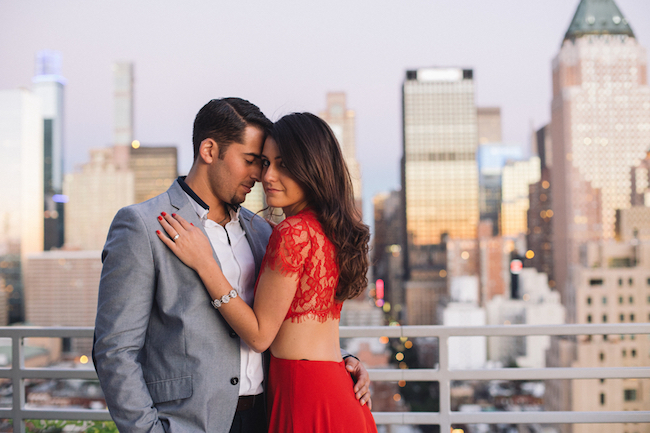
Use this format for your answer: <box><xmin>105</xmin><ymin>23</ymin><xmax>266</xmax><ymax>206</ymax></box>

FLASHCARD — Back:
<box><xmin>268</xmin><ymin>354</ymin><xmax>377</xmax><ymax>433</ymax></box>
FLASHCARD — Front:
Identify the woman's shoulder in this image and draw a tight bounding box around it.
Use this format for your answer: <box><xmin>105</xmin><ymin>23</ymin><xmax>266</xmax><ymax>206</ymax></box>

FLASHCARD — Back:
<box><xmin>275</xmin><ymin>209</ymin><xmax>320</xmax><ymax>233</ymax></box>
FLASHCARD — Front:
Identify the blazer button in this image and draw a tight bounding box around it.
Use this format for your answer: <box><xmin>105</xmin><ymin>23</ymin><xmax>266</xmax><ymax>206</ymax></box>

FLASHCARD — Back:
<box><xmin>229</xmin><ymin>330</ymin><xmax>237</xmax><ymax>338</ymax></box>
<box><xmin>230</xmin><ymin>377</ymin><xmax>239</xmax><ymax>385</ymax></box>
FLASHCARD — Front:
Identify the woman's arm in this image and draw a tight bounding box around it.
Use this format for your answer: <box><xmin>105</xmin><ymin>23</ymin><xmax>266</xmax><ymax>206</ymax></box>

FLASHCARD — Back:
<box><xmin>156</xmin><ymin>212</ymin><xmax>297</xmax><ymax>353</ymax></box>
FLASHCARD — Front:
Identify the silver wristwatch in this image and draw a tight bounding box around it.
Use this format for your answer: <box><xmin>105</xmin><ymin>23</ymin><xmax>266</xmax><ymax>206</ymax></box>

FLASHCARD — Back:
<box><xmin>211</xmin><ymin>289</ymin><xmax>238</xmax><ymax>309</ymax></box>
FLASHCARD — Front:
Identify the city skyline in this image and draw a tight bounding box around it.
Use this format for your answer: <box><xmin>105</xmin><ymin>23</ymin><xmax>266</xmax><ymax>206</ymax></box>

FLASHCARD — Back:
<box><xmin>3</xmin><ymin>1</ymin><xmax>650</xmax><ymax>223</ymax></box>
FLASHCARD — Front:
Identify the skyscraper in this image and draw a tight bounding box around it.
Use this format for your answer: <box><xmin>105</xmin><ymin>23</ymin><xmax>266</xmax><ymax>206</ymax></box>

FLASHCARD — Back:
<box><xmin>32</xmin><ymin>50</ymin><xmax>66</xmax><ymax>250</ymax></box>
<box><xmin>477</xmin><ymin>107</ymin><xmax>502</xmax><ymax>145</ymax></box>
<box><xmin>527</xmin><ymin>125</ymin><xmax>555</xmax><ymax>287</ymax></box>
<box><xmin>402</xmin><ymin>68</ymin><xmax>479</xmax><ymax>248</ymax></box>
<box><xmin>0</xmin><ymin>89</ymin><xmax>44</xmax><ymax>322</ymax></box>
<box><xmin>63</xmin><ymin>147</ymin><xmax>135</xmax><ymax>250</ymax></box>
<box><xmin>129</xmin><ymin>145</ymin><xmax>178</xmax><ymax>203</ymax></box>
<box><xmin>550</xmin><ymin>0</ymin><xmax>650</xmax><ymax>320</ymax></box>
<box><xmin>319</xmin><ymin>92</ymin><xmax>363</xmax><ymax>215</ymax></box>
<box><xmin>500</xmin><ymin>156</ymin><xmax>541</xmax><ymax>237</ymax></box>
<box><xmin>401</xmin><ymin>67</ymin><xmax>479</xmax><ymax>324</ymax></box>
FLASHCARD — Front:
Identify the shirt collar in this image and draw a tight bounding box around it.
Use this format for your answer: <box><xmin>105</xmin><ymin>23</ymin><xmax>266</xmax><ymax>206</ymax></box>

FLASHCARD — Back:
<box><xmin>177</xmin><ymin>176</ymin><xmax>241</xmax><ymax>223</ymax></box>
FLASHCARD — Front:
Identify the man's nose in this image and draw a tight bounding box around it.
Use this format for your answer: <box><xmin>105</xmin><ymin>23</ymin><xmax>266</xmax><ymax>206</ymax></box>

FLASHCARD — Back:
<box><xmin>251</xmin><ymin>163</ymin><xmax>262</xmax><ymax>181</ymax></box>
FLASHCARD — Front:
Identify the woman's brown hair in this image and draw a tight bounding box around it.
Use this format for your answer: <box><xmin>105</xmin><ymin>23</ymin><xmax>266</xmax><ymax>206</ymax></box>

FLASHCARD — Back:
<box><xmin>269</xmin><ymin>112</ymin><xmax>370</xmax><ymax>301</ymax></box>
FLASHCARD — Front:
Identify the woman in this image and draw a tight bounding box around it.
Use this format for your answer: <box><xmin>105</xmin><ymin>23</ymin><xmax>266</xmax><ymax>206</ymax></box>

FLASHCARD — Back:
<box><xmin>156</xmin><ymin>112</ymin><xmax>376</xmax><ymax>432</ymax></box>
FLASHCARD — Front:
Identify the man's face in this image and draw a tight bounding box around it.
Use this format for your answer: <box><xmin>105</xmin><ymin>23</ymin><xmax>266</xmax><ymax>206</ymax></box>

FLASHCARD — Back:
<box><xmin>208</xmin><ymin>125</ymin><xmax>265</xmax><ymax>206</ymax></box>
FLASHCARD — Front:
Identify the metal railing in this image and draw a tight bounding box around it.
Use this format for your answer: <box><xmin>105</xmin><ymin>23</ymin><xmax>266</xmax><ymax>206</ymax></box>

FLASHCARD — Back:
<box><xmin>0</xmin><ymin>324</ymin><xmax>649</xmax><ymax>432</ymax></box>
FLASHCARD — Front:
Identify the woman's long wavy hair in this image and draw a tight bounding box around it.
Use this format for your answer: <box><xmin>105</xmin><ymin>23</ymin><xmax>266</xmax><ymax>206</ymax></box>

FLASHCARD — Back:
<box><xmin>269</xmin><ymin>112</ymin><xmax>370</xmax><ymax>301</ymax></box>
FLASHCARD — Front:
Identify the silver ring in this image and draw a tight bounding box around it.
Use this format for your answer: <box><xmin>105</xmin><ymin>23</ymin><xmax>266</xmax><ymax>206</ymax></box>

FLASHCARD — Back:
<box><xmin>172</xmin><ymin>234</ymin><xmax>180</xmax><ymax>241</ymax></box>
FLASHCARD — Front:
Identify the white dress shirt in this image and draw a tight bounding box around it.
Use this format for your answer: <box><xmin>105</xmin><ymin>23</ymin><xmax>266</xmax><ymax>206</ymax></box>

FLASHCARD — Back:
<box><xmin>183</xmin><ymin>191</ymin><xmax>264</xmax><ymax>396</ymax></box>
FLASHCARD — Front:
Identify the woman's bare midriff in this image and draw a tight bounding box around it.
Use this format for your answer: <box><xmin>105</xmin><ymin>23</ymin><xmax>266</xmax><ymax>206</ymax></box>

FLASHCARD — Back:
<box><xmin>270</xmin><ymin>316</ymin><xmax>341</xmax><ymax>361</ymax></box>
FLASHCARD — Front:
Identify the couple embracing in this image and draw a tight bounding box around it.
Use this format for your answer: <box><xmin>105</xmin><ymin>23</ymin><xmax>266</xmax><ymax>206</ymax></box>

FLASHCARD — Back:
<box><xmin>93</xmin><ymin>98</ymin><xmax>378</xmax><ymax>433</ymax></box>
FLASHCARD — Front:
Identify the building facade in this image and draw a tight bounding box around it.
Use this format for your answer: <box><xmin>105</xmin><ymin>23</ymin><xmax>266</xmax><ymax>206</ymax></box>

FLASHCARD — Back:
<box><xmin>319</xmin><ymin>92</ymin><xmax>363</xmax><ymax>215</ymax></box>
<box><xmin>550</xmin><ymin>0</ymin><xmax>650</xmax><ymax>321</ymax></box>
<box><xmin>63</xmin><ymin>148</ymin><xmax>135</xmax><ymax>250</ymax></box>
<box><xmin>32</xmin><ymin>50</ymin><xmax>66</xmax><ymax>251</ymax></box>
<box><xmin>0</xmin><ymin>89</ymin><xmax>44</xmax><ymax>323</ymax></box>
<box><xmin>129</xmin><ymin>145</ymin><xmax>178</xmax><ymax>204</ymax></box>
<box><xmin>571</xmin><ymin>241</ymin><xmax>650</xmax><ymax>433</ymax></box>
<box><xmin>500</xmin><ymin>156</ymin><xmax>541</xmax><ymax>237</ymax></box>
<box><xmin>402</xmin><ymin>67</ymin><xmax>479</xmax><ymax>247</ymax></box>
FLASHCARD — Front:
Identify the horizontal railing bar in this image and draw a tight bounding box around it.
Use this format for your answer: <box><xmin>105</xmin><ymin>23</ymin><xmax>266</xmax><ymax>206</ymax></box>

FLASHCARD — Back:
<box><xmin>340</xmin><ymin>323</ymin><xmax>650</xmax><ymax>338</ymax></box>
<box><xmin>368</xmin><ymin>366</ymin><xmax>650</xmax><ymax>381</ymax></box>
<box><xmin>373</xmin><ymin>411</ymin><xmax>650</xmax><ymax>425</ymax></box>
<box><xmin>0</xmin><ymin>368</ymin><xmax>98</xmax><ymax>380</ymax></box>
<box><xmin>451</xmin><ymin>410</ymin><xmax>650</xmax><ymax>424</ymax></box>
<box><xmin>0</xmin><ymin>327</ymin><xmax>94</xmax><ymax>338</ymax></box>
<box><xmin>0</xmin><ymin>408</ymin><xmax>112</xmax><ymax>421</ymax></box>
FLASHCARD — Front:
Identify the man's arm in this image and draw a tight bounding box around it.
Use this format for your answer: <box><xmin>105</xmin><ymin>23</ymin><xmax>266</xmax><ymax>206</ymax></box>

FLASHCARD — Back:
<box><xmin>93</xmin><ymin>207</ymin><xmax>165</xmax><ymax>433</ymax></box>
<box><xmin>342</xmin><ymin>352</ymin><xmax>372</xmax><ymax>409</ymax></box>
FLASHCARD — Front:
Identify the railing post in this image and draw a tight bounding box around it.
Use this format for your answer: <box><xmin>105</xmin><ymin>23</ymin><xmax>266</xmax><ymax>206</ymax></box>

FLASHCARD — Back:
<box><xmin>12</xmin><ymin>332</ymin><xmax>26</xmax><ymax>433</ymax></box>
<box><xmin>438</xmin><ymin>332</ymin><xmax>450</xmax><ymax>433</ymax></box>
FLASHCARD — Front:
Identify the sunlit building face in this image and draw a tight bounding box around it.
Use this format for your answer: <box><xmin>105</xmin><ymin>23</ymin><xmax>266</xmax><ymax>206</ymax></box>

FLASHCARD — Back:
<box><xmin>402</xmin><ymin>68</ymin><xmax>479</xmax><ymax>246</ymax></box>
<box><xmin>551</xmin><ymin>6</ymin><xmax>650</xmax><ymax>321</ymax></box>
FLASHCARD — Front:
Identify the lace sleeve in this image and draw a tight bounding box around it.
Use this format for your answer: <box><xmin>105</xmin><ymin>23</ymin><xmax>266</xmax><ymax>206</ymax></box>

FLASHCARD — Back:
<box><xmin>262</xmin><ymin>217</ymin><xmax>310</xmax><ymax>278</ymax></box>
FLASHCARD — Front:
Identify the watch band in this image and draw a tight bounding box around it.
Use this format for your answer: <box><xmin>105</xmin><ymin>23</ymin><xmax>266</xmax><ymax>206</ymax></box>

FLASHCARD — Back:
<box><xmin>211</xmin><ymin>289</ymin><xmax>238</xmax><ymax>309</ymax></box>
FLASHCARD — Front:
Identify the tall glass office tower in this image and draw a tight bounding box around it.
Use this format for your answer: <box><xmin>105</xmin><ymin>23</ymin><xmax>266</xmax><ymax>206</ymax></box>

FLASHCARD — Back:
<box><xmin>402</xmin><ymin>68</ymin><xmax>479</xmax><ymax>248</ymax></box>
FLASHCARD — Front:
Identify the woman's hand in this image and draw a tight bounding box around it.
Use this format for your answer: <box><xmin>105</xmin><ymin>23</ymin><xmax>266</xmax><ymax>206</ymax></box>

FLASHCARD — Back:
<box><xmin>156</xmin><ymin>212</ymin><xmax>215</xmax><ymax>272</ymax></box>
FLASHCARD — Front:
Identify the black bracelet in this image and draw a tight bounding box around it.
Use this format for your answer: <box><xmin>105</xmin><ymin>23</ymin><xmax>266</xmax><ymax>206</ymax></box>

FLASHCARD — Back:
<box><xmin>342</xmin><ymin>354</ymin><xmax>360</xmax><ymax>362</ymax></box>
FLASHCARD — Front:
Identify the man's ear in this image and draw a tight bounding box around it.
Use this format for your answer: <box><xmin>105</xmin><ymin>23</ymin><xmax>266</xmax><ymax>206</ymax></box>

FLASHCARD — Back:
<box><xmin>198</xmin><ymin>138</ymin><xmax>218</xmax><ymax>164</ymax></box>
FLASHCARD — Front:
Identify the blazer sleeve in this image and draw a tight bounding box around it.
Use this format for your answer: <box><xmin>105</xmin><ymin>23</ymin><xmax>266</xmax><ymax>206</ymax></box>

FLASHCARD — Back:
<box><xmin>93</xmin><ymin>206</ymin><xmax>166</xmax><ymax>433</ymax></box>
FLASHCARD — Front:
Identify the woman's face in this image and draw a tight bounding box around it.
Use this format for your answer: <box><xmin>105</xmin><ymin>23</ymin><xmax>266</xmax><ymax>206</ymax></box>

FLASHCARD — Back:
<box><xmin>262</xmin><ymin>137</ymin><xmax>308</xmax><ymax>217</ymax></box>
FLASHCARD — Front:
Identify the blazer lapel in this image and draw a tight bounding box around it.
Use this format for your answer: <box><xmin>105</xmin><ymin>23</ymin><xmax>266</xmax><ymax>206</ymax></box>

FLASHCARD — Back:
<box><xmin>166</xmin><ymin>181</ymin><xmax>222</xmax><ymax>269</ymax></box>
<box><xmin>239</xmin><ymin>210</ymin><xmax>265</xmax><ymax>281</ymax></box>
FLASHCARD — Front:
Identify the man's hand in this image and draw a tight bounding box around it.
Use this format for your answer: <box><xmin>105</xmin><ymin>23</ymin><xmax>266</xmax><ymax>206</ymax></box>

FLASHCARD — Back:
<box><xmin>344</xmin><ymin>356</ymin><xmax>372</xmax><ymax>409</ymax></box>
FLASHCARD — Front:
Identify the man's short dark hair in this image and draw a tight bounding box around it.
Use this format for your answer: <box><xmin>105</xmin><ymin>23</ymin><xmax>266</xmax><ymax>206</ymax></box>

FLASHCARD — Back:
<box><xmin>192</xmin><ymin>98</ymin><xmax>272</xmax><ymax>160</ymax></box>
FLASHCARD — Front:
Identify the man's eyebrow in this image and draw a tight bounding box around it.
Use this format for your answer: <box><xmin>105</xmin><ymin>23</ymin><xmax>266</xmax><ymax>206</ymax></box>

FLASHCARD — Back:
<box><xmin>244</xmin><ymin>152</ymin><xmax>262</xmax><ymax>159</ymax></box>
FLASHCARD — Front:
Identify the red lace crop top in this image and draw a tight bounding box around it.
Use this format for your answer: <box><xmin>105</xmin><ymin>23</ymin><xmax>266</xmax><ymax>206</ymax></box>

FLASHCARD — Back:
<box><xmin>257</xmin><ymin>209</ymin><xmax>343</xmax><ymax>323</ymax></box>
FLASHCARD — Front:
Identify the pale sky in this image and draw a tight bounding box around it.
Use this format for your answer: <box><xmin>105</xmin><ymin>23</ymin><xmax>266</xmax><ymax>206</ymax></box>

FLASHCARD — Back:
<box><xmin>2</xmin><ymin>0</ymin><xmax>650</xmax><ymax>222</ymax></box>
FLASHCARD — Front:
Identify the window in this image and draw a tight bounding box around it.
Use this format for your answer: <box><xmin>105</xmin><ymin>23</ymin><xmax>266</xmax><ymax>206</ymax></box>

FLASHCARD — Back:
<box><xmin>624</xmin><ymin>389</ymin><xmax>637</xmax><ymax>402</ymax></box>
<box><xmin>629</xmin><ymin>296</ymin><xmax>634</xmax><ymax>304</ymax></box>
<box><xmin>629</xmin><ymin>278</ymin><xmax>634</xmax><ymax>286</ymax></box>
<box><xmin>600</xmin><ymin>393</ymin><xmax>606</xmax><ymax>405</ymax></box>
<box><xmin>620</xmin><ymin>314</ymin><xmax>625</xmax><ymax>322</ymax></box>
<box><xmin>632</xmin><ymin>349</ymin><xmax>637</xmax><ymax>357</ymax></box>
<box><xmin>602</xmin><ymin>314</ymin><xmax>608</xmax><ymax>323</ymax></box>
<box><xmin>619</xmin><ymin>278</ymin><xmax>623</xmax><ymax>286</ymax></box>
<box><xmin>600</xmin><ymin>379</ymin><xmax>605</xmax><ymax>384</ymax></box>
<box><xmin>587</xmin><ymin>315</ymin><xmax>592</xmax><ymax>323</ymax></box>
<box><xmin>619</xmin><ymin>296</ymin><xmax>624</xmax><ymax>304</ymax></box>
<box><xmin>590</xmin><ymin>278</ymin><xmax>604</xmax><ymax>286</ymax></box>
<box><xmin>587</xmin><ymin>297</ymin><xmax>592</xmax><ymax>305</ymax></box>
<box><xmin>603</xmin><ymin>334</ymin><xmax>608</xmax><ymax>341</ymax></box>
<box><xmin>646</xmin><ymin>277</ymin><xmax>650</xmax><ymax>285</ymax></box>
<box><xmin>630</xmin><ymin>314</ymin><xmax>635</xmax><ymax>322</ymax></box>
<box><xmin>603</xmin><ymin>296</ymin><xmax>607</xmax><ymax>304</ymax></box>
<box><xmin>600</xmin><ymin>352</ymin><xmax>605</xmax><ymax>361</ymax></box>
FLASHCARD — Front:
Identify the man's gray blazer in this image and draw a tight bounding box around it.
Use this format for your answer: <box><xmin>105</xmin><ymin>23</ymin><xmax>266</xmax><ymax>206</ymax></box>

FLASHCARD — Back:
<box><xmin>93</xmin><ymin>180</ymin><xmax>272</xmax><ymax>433</ymax></box>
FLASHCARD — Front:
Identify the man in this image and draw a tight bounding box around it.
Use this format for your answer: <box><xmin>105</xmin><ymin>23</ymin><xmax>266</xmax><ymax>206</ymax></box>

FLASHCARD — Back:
<box><xmin>93</xmin><ymin>98</ymin><xmax>370</xmax><ymax>433</ymax></box>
